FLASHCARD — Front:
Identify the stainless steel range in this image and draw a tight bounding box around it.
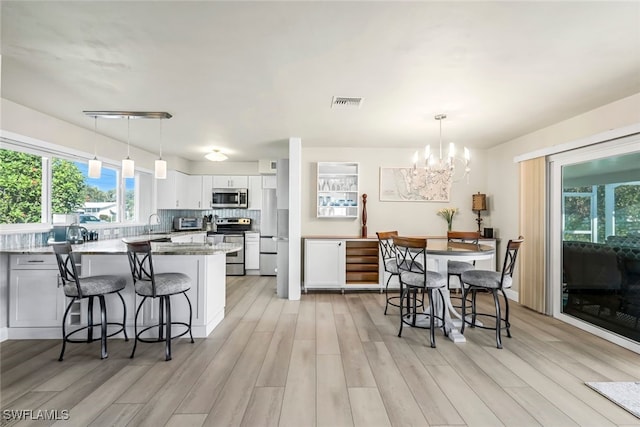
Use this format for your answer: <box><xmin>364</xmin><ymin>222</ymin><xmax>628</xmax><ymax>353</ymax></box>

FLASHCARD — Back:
<box><xmin>207</xmin><ymin>217</ymin><xmax>251</xmax><ymax>276</ymax></box>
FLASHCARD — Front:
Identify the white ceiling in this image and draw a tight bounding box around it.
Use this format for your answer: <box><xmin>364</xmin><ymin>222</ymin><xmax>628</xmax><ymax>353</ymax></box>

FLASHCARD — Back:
<box><xmin>2</xmin><ymin>1</ymin><xmax>639</xmax><ymax>162</ymax></box>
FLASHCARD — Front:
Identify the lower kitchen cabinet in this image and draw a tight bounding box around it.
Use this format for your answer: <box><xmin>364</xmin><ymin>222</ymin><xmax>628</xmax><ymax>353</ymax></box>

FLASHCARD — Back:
<box><xmin>303</xmin><ymin>238</ymin><xmax>382</xmax><ymax>291</ymax></box>
<box><xmin>9</xmin><ymin>254</ymin><xmax>66</xmax><ymax>328</ymax></box>
<box><xmin>245</xmin><ymin>232</ymin><xmax>260</xmax><ymax>271</ymax></box>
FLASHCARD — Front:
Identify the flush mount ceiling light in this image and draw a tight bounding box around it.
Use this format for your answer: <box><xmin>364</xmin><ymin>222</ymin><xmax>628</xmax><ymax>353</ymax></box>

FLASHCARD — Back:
<box><xmin>205</xmin><ymin>150</ymin><xmax>228</xmax><ymax>162</ymax></box>
<box><xmin>83</xmin><ymin>111</ymin><xmax>172</xmax><ymax>179</ymax></box>
<box><xmin>412</xmin><ymin>114</ymin><xmax>470</xmax><ymax>183</ymax></box>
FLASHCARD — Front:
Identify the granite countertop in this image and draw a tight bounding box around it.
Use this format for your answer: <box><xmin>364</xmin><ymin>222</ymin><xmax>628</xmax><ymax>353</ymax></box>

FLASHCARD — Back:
<box><xmin>4</xmin><ymin>238</ymin><xmax>241</xmax><ymax>255</ymax></box>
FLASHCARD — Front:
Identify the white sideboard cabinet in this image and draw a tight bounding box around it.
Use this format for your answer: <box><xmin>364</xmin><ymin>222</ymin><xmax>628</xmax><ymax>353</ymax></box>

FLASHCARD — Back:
<box><xmin>303</xmin><ymin>238</ymin><xmax>381</xmax><ymax>292</ymax></box>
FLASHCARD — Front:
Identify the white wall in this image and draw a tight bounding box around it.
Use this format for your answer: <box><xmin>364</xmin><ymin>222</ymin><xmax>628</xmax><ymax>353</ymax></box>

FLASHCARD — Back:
<box><xmin>301</xmin><ymin>146</ymin><xmax>490</xmax><ymax>237</ymax></box>
<box><xmin>487</xmin><ymin>93</ymin><xmax>640</xmax><ymax>293</ymax></box>
<box><xmin>189</xmin><ymin>161</ymin><xmax>259</xmax><ymax>175</ymax></box>
<box><xmin>488</xmin><ymin>93</ymin><xmax>640</xmax><ymax>252</ymax></box>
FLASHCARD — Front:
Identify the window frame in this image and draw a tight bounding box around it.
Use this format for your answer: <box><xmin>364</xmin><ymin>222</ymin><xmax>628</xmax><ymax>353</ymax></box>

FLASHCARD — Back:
<box><xmin>548</xmin><ymin>133</ymin><xmax>640</xmax><ymax>353</ymax></box>
<box><xmin>0</xmin><ymin>134</ymin><xmax>151</xmax><ymax>233</ymax></box>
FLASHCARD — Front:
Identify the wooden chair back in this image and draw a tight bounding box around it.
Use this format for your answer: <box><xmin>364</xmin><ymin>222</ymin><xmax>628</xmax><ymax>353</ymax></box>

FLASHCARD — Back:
<box><xmin>447</xmin><ymin>231</ymin><xmax>481</xmax><ymax>243</ymax></box>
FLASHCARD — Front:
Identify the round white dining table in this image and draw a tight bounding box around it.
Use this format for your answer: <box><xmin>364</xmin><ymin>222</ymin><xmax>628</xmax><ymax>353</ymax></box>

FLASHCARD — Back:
<box><xmin>414</xmin><ymin>240</ymin><xmax>496</xmax><ymax>343</ymax></box>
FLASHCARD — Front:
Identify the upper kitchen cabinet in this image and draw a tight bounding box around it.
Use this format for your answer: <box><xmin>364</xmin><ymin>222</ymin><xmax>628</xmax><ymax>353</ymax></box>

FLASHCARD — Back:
<box><xmin>248</xmin><ymin>176</ymin><xmax>262</xmax><ymax>210</ymax></box>
<box><xmin>201</xmin><ymin>175</ymin><xmax>213</xmax><ymax>209</ymax></box>
<box><xmin>262</xmin><ymin>175</ymin><xmax>277</xmax><ymax>189</ymax></box>
<box><xmin>317</xmin><ymin>162</ymin><xmax>359</xmax><ymax>218</ymax></box>
<box><xmin>157</xmin><ymin>171</ymin><xmax>208</xmax><ymax>209</ymax></box>
<box><xmin>212</xmin><ymin>176</ymin><xmax>248</xmax><ymax>189</ymax></box>
<box><xmin>157</xmin><ymin>170</ymin><xmax>188</xmax><ymax>209</ymax></box>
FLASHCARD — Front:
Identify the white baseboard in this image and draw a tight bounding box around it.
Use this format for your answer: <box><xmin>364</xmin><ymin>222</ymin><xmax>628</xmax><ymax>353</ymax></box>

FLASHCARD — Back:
<box><xmin>0</xmin><ymin>327</ymin><xmax>8</xmax><ymax>342</ymax></box>
<box><xmin>8</xmin><ymin>327</ymin><xmax>61</xmax><ymax>339</ymax></box>
<box><xmin>505</xmin><ymin>289</ymin><xmax>519</xmax><ymax>301</ymax></box>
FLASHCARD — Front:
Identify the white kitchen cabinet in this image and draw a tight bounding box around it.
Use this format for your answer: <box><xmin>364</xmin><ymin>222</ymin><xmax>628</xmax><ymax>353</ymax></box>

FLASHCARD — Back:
<box><xmin>157</xmin><ymin>170</ymin><xmax>189</xmax><ymax>209</ymax></box>
<box><xmin>201</xmin><ymin>175</ymin><xmax>213</xmax><ymax>208</ymax></box>
<box><xmin>304</xmin><ymin>239</ymin><xmax>346</xmax><ymax>289</ymax></box>
<box><xmin>317</xmin><ymin>162</ymin><xmax>359</xmax><ymax>218</ymax></box>
<box><xmin>9</xmin><ymin>254</ymin><xmax>66</xmax><ymax>328</ymax></box>
<box><xmin>185</xmin><ymin>175</ymin><xmax>205</xmax><ymax>209</ymax></box>
<box><xmin>248</xmin><ymin>176</ymin><xmax>262</xmax><ymax>210</ymax></box>
<box><xmin>262</xmin><ymin>175</ymin><xmax>277</xmax><ymax>189</ymax></box>
<box><xmin>303</xmin><ymin>238</ymin><xmax>382</xmax><ymax>292</ymax></box>
<box><xmin>212</xmin><ymin>175</ymin><xmax>248</xmax><ymax>189</ymax></box>
<box><xmin>157</xmin><ymin>172</ymin><xmax>210</xmax><ymax>209</ymax></box>
<box><xmin>245</xmin><ymin>232</ymin><xmax>260</xmax><ymax>270</ymax></box>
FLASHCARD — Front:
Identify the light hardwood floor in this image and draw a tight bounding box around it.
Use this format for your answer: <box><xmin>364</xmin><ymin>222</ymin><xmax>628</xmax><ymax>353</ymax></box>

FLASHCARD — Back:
<box><xmin>2</xmin><ymin>275</ymin><xmax>640</xmax><ymax>427</ymax></box>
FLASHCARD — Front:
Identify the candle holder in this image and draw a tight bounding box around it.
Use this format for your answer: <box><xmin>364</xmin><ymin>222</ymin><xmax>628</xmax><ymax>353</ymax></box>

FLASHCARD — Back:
<box><xmin>472</xmin><ymin>192</ymin><xmax>487</xmax><ymax>233</ymax></box>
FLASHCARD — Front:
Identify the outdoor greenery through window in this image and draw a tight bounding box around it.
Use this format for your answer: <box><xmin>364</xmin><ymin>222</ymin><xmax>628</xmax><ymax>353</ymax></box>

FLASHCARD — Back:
<box><xmin>0</xmin><ymin>146</ymin><xmax>139</xmax><ymax>225</ymax></box>
<box><xmin>563</xmin><ymin>184</ymin><xmax>640</xmax><ymax>242</ymax></box>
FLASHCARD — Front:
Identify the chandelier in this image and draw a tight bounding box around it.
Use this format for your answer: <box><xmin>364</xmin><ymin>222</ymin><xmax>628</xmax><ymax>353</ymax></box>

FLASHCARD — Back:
<box><xmin>413</xmin><ymin>114</ymin><xmax>470</xmax><ymax>183</ymax></box>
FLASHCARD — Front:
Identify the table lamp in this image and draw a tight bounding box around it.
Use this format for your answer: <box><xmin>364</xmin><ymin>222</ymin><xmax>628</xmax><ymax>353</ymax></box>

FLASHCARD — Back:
<box><xmin>472</xmin><ymin>192</ymin><xmax>487</xmax><ymax>233</ymax></box>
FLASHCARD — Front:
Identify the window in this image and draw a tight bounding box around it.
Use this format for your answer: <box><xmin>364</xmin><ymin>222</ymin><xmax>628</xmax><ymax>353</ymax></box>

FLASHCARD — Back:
<box><xmin>0</xmin><ymin>149</ymin><xmax>44</xmax><ymax>224</ymax></box>
<box><xmin>0</xmin><ymin>141</ymin><xmax>149</xmax><ymax>228</ymax></box>
<box><xmin>67</xmin><ymin>161</ymin><xmax>119</xmax><ymax>222</ymax></box>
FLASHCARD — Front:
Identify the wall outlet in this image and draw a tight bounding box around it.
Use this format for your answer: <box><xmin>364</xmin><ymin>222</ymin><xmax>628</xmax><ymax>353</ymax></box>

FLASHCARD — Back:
<box><xmin>103</xmin><ymin>230</ymin><xmax>111</xmax><ymax>237</ymax></box>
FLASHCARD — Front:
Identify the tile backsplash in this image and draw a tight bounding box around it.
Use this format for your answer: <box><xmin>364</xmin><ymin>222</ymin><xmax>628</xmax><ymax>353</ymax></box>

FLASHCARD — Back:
<box><xmin>0</xmin><ymin>209</ymin><xmax>261</xmax><ymax>251</ymax></box>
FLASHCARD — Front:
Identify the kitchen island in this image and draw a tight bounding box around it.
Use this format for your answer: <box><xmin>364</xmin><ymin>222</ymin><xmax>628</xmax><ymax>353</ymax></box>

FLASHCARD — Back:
<box><xmin>6</xmin><ymin>239</ymin><xmax>241</xmax><ymax>339</ymax></box>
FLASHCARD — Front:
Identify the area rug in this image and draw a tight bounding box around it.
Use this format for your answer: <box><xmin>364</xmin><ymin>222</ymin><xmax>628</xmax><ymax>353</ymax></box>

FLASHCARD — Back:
<box><xmin>585</xmin><ymin>381</ymin><xmax>640</xmax><ymax>418</ymax></box>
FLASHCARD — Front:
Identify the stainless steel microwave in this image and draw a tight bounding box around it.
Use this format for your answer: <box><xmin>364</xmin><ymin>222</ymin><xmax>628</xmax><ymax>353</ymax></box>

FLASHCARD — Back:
<box><xmin>212</xmin><ymin>188</ymin><xmax>248</xmax><ymax>208</ymax></box>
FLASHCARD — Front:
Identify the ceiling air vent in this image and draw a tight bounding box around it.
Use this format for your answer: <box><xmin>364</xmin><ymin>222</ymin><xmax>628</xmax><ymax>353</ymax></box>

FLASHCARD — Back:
<box><xmin>331</xmin><ymin>96</ymin><xmax>364</xmax><ymax>109</ymax></box>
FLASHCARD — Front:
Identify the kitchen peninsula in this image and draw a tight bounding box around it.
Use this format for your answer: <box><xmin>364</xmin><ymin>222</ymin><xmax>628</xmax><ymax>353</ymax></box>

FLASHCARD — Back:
<box><xmin>6</xmin><ymin>237</ymin><xmax>241</xmax><ymax>339</ymax></box>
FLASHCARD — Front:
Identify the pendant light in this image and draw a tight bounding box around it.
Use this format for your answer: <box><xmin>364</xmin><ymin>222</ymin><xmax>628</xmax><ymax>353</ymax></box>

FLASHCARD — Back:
<box><xmin>155</xmin><ymin>118</ymin><xmax>167</xmax><ymax>179</ymax></box>
<box><xmin>122</xmin><ymin>117</ymin><xmax>135</xmax><ymax>178</ymax></box>
<box><xmin>87</xmin><ymin>116</ymin><xmax>102</xmax><ymax>178</ymax></box>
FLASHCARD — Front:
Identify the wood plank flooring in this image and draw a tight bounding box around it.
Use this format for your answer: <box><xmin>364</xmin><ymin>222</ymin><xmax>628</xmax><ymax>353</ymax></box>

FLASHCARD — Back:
<box><xmin>2</xmin><ymin>276</ymin><xmax>640</xmax><ymax>426</ymax></box>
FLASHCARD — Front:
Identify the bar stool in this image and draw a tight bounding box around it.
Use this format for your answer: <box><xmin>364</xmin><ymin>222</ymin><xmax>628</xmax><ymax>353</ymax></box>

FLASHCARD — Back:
<box><xmin>393</xmin><ymin>236</ymin><xmax>447</xmax><ymax>348</ymax></box>
<box><xmin>52</xmin><ymin>242</ymin><xmax>128</xmax><ymax>361</ymax></box>
<box><xmin>460</xmin><ymin>236</ymin><xmax>524</xmax><ymax>349</ymax></box>
<box><xmin>124</xmin><ymin>240</ymin><xmax>194</xmax><ymax>361</ymax></box>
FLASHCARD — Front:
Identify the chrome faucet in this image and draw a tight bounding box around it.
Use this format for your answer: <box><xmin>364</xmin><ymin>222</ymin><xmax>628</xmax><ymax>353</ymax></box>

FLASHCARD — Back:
<box><xmin>147</xmin><ymin>213</ymin><xmax>160</xmax><ymax>236</ymax></box>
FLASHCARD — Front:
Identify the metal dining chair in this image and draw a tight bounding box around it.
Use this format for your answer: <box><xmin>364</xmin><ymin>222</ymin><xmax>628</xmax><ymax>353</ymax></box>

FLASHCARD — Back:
<box><xmin>52</xmin><ymin>242</ymin><xmax>128</xmax><ymax>360</ymax></box>
<box><xmin>393</xmin><ymin>236</ymin><xmax>448</xmax><ymax>348</ymax></box>
<box><xmin>376</xmin><ymin>231</ymin><xmax>401</xmax><ymax>315</ymax></box>
<box><xmin>460</xmin><ymin>236</ymin><xmax>524</xmax><ymax>348</ymax></box>
<box><xmin>446</xmin><ymin>231</ymin><xmax>481</xmax><ymax>293</ymax></box>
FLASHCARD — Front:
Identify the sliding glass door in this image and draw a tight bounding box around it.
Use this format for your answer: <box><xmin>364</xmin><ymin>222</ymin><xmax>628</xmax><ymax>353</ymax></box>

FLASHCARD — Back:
<box><xmin>550</xmin><ymin>136</ymin><xmax>640</xmax><ymax>347</ymax></box>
